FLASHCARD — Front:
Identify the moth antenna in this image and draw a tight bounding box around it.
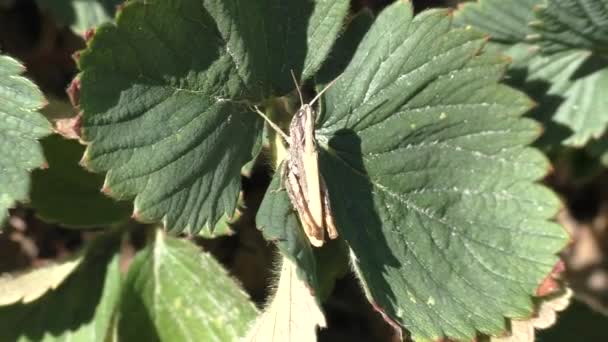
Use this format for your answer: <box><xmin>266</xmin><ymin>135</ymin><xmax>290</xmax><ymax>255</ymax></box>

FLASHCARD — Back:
<box><xmin>309</xmin><ymin>76</ymin><xmax>339</xmax><ymax>107</ymax></box>
<box><xmin>290</xmin><ymin>69</ymin><xmax>304</xmax><ymax>106</ymax></box>
<box><xmin>251</xmin><ymin>105</ymin><xmax>291</xmax><ymax>144</ymax></box>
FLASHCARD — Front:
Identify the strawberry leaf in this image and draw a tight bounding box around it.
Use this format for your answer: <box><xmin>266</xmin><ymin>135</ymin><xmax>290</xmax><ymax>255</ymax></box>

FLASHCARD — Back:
<box><xmin>78</xmin><ymin>0</ymin><xmax>348</xmax><ymax>234</ymax></box>
<box><xmin>0</xmin><ymin>55</ymin><xmax>51</xmax><ymax>225</ymax></box>
<box><xmin>316</xmin><ymin>3</ymin><xmax>567</xmax><ymax>340</ymax></box>
<box><xmin>457</xmin><ymin>0</ymin><xmax>608</xmax><ymax>148</ymax></box>
<box><xmin>117</xmin><ymin>230</ymin><xmax>258</xmax><ymax>341</ymax></box>
<box><xmin>30</xmin><ymin>135</ymin><xmax>132</xmax><ymax>227</ymax></box>
<box><xmin>531</xmin><ymin>0</ymin><xmax>608</xmax><ymax>55</ymax></box>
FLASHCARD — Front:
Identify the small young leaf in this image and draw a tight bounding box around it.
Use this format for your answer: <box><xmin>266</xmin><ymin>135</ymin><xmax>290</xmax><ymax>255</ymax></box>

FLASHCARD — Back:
<box><xmin>481</xmin><ymin>288</ymin><xmax>572</xmax><ymax>342</ymax></box>
<box><xmin>530</xmin><ymin>0</ymin><xmax>608</xmax><ymax>146</ymax></box>
<box><xmin>0</xmin><ymin>55</ymin><xmax>51</xmax><ymax>225</ymax></box>
<box><xmin>316</xmin><ymin>2</ymin><xmax>567</xmax><ymax>340</ymax></box>
<box><xmin>301</xmin><ymin>0</ymin><xmax>350</xmax><ymax>81</ymax></box>
<box><xmin>30</xmin><ymin>135</ymin><xmax>132</xmax><ymax>227</ymax></box>
<box><xmin>117</xmin><ymin>229</ymin><xmax>258</xmax><ymax>341</ymax></box>
<box><xmin>316</xmin><ymin>8</ymin><xmax>375</xmax><ymax>85</ymax></box>
<box><xmin>0</xmin><ymin>231</ymin><xmax>122</xmax><ymax>341</ymax></box>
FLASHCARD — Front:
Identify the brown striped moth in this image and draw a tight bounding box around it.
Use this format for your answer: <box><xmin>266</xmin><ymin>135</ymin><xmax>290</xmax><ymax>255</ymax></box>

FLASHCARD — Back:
<box><xmin>254</xmin><ymin>73</ymin><xmax>338</xmax><ymax>247</ymax></box>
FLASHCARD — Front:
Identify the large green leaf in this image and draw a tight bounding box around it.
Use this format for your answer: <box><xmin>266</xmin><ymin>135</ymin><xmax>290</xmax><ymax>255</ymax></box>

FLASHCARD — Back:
<box><xmin>313</xmin><ymin>2</ymin><xmax>567</xmax><ymax>340</ymax></box>
<box><xmin>532</xmin><ymin>0</ymin><xmax>608</xmax><ymax>55</ymax></box>
<box><xmin>456</xmin><ymin>0</ymin><xmax>608</xmax><ymax>148</ymax></box>
<box><xmin>117</xmin><ymin>230</ymin><xmax>258</xmax><ymax>341</ymax></box>
<box><xmin>37</xmin><ymin>0</ymin><xmax>122</xmax><ymax>35</ymax></box>
<box><xmin>0</xmin><ymin>55</ymin><xmax>51</xmax><ymax>225</ymax></box>
<box><xmin>30</xmin><ymin>134</ymin><xmax>132</xmax><ymax>227</ymax></box>
<box><xmin>0</xmin><ymin>231</ymin><xmax>122</xmax><ymax>341</ymax></box>
<box><xmin>316</xmin><ymin>8</ymin><xmax>375</xmax><ymax>85</ymax></box>
<box><xmin>512</xmin><ymin>46</ymin><xmax>608</xmax><ymax>147</ymax></box>
<box><xmin>301</xmin><ymin>0</ymin><xmax>350</xmax><ymax>80</ymax></box>
<box><xmin>78</xmin><ymin>0</ymin><xmax>348</xmax><ymax>234</ymax></box>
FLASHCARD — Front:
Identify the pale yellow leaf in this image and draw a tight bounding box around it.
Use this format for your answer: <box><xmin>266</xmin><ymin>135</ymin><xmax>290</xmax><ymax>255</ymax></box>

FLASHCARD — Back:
<box><xmin>0</xmin><ymin>257</ymin><xmax>82</xmax><ymax>305</ymax></box>
<box><xmin>490</xmin><ymin>288</ymin><xmax>573</xmax><ymax>342</ymax></box>
<box><xmin>245</xmin><ymin>257</ymin><xmax>326</xmax><ymax>342</ymax></box>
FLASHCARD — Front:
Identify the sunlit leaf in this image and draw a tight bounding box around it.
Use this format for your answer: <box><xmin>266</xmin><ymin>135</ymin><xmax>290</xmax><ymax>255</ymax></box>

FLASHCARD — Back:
<box><xmin>0</xmin><ymin>231</ymin><xmax>122</xmax><ymax>341</ymax></box>
<box><xmin>0</xmin><ymin>55</ymin><xmax>51</xmax><ymax>224</ymax></box>
<box><xmin>315</xmin><ymin>2</ymin><xmax>567</xmax><ymax>340</ymax></box>
<box><xmin>245</xmin><ymin>258</ymin><xmax>326</xmax><ymax>342</ymax></box>
<box><xmin>117</xmin><ymin>230</ymin><xmax>258</xmax><ymax>341</ymax></box>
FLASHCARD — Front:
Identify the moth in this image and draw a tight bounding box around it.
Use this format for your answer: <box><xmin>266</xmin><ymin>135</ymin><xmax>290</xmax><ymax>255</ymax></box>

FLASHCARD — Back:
<box><xmin>254</xmin><ymin>73</ymin><xmax>338</xmax><ymax>247</ymax></box>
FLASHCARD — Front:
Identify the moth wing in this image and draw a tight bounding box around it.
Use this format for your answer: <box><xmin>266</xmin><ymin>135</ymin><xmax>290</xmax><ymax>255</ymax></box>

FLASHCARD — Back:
<box><xmin>285</xmin><ymin>168</ymin><xmax>325</xmax><ymax>247</ymax></box>
<box><xmin>302</xmin><ymin>106</ymin><xmax>324</xmax><ymax>230</ymax></box>
<box><xmin>320</xmin><ymin>175</ymin><xmax>338</xmax><ymax>240</ymax></box>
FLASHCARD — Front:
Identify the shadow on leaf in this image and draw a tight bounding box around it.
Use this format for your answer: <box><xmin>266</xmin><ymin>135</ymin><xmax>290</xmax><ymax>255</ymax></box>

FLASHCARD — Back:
<box><xmin>0</xmin><ymin>231</ymin><xmax>121</xmax><ymax>341</ymax></box>
<box><xmin>321</xmin><ymin>128</ymin><xmax>402</xmax><ymax>320</ymax></box>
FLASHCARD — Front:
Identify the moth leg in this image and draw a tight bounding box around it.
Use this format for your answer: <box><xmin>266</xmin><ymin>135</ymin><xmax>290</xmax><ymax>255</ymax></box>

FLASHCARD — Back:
<box><xmin>286</xmin><ymin>169</ymin><xmax>325</xmax><ymax>247</ymax></box>
<box><xmin>320</xmin><ymin>175</ymin><xmax>338</xmax><ymax>240</ymax></box>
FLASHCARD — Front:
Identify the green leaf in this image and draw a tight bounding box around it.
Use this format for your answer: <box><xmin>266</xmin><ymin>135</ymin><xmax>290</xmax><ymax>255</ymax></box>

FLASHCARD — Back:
<box><xmin>0</xmin><ymin>231</ymin><xmax>122</xmax><ymax>341</ymax></box>
<box><xmin>0</xmin><ymin>55</ymin><xmax>51</xmax><ymax>225</ymax></box>
<box><xmin>30</xmin><ymin>134</ymin><xmax>132</xmax><ymax>227</ymax></box>
<box><xmin>78</xmin><ymin>0</ymin><xmax>348</xmax><ymax>234</ymax></box>
<box><xmin>256</xmin><ymin>172</ymin><xmax>349</xmax><ymax>301</ymax></box>
<box><xmin>455</xmin><ymin>0</ymin><xmax>539</xmax><ymax>43</ymax></box>
<box><xmin>456</xmin><ymin>0</ymin><xmax>608</xmax><ymax>149</ymax></box>
<box><xmin>117</xmin><ymin>230</ymin><xmax>257</xmax><ymax>341</ymax></box>
<box><xmin>315</xmin><ymin>2</ymin><xmax>567</xmax><ymax>340</ymax></box>
<box><xmin>301</xmin><ymin>0</ymin><xmax>350</xmax><ymax>81</ymax></box>
<box><xmin>316</xmin><ymin>8</ymin><xmax>375</xmax><ymax>85</ymax></box>
<box><xmin>532</xmin><ymin>0</ymin><xmax>608</xmax><ymax>55</ymax></box>
<box><xmin>37</xmin><ymin>0</ymin><xmax>122</xmax><ymax>35</ymax></box>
